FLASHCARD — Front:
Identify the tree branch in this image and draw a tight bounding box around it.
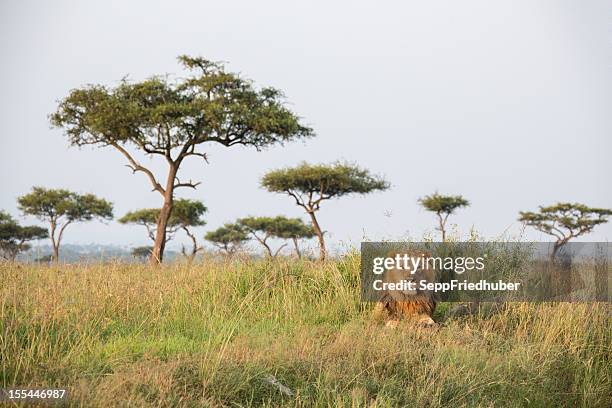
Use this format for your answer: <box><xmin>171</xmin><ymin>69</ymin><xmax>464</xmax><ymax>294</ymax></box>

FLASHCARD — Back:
<box><xmin>134</xmin><ymin>138</ymin><xmax>166</xmax><ymax>156</ymax></box>
<box><xmin>286</xmin><ymin>190</ymin><xmax>309</xmax><ymax>210</ymax></box>
<box><xmin>174</xmin><ymin>176</ymin><xmax>202</xmax><ymax>190</ymax></box>
<box><xmin>56</xmin><ymin>220</ymin><xmax>72</xmax><ymax>249</ymax></box>
<box><xmin>182</xmin><ymin>143</ymin><xmax>210</xmax><ymax>163</ymax></box>
<box><xmin>144</xmin><ymin>224</ymin><xmax>156</xmax><ymax>242</ymax></box>
<box><xmin>311</xmin><ymin>191</ymin><xmax>336</xmax><ymax>210</ymax></box>
<box><xmin>110</xmin><ymin>141</ymin><xmax>165</xmax><ymax>195</ymax></box>
<box><xmin>548</xmin><ymin>221</ymin><xmax>567</xmax><ymax>241</ymax></box>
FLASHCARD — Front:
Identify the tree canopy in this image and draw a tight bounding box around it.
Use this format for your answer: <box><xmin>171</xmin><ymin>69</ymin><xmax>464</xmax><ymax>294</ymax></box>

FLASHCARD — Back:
<box><xmin>51</xmin><ymin>55</ymin><xmax>313</xmax><ymax>263</ymax></box>
<box><xmin>18</xmin><ymin>187</ymin><xmax>113</xmax><ymax>223</ymax></box>
<box><xmin>272</xmin><ymin>218</ymin><xmax>315</xmax><ymax>240</ymax></box>
<box><xmin>172</xmin><ymin>199</ymin><xmax>207</xmax><ymax>228</ymax></box>
<box><xmin>519</xmin><ymin>203</ymin><xmax>612</xmax><ymax>257</ymax></box>
<box><xmin>261</xmin><ymin>162</ymin><xmax>389</xmax><ymax>202</ymax></box>
<box><xmin>261</xmin><ymin>162</ymin><xmax>389</xmax><ymax>260</ymax></box>
<box><xmin>0</xmin><ymin>211</ymin><xmax>48</xmax><ymax>260</ymax></box>
<box><xmin>51</xmin><ymin>56</ymin><xmax>313</xmax><ymax>156</ymax></box>
<box><xmin>418</xmin><ymin>193</ymin><xmax>470</xmax><ymax>215</ymax></box>
<box><xmin>418</xmin><ymin>192</ymin><xmax>470</xmax><ymax>241</ymax></box>
<box><xmin>204</xmin><ymin>223</ymin><xmax>249</xmax><ymax>255</ymax></box>
<box><xmin>18</xmin><ymin>187</ymin><xmax>113</xmax><ymax>261</ymax></box>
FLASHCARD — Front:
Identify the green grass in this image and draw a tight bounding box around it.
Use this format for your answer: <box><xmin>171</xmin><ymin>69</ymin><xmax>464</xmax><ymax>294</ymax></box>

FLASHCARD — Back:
<box><xmin>1</xmin><ymin>255</ymin><xmax>610</xmax><ymax>407</ymax></box>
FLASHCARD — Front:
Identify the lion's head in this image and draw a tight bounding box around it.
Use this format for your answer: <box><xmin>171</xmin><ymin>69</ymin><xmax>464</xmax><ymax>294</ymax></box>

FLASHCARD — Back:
<box><xmin>373</xmin><ymin>250</ymin><xmax>437</xmax><ymax>326</ymax></box>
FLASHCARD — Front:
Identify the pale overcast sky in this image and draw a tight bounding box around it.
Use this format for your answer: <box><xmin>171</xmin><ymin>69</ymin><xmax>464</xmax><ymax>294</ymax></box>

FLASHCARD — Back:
<box><xmin>1</xmin><ymin>0</ymin><xmax>610</xmax><ymax>253</ymax></box>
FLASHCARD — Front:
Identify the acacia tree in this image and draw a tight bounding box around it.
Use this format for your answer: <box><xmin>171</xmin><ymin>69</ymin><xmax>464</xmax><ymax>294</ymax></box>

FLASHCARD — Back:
<box><xmin>519</xmin><ymin>203</ymin><xmax>612</xmax><ymax>259</ymax></box>
<box><xmin>17</xmin><ymin>187</ymin><xmax>113</xmax><ymax>262</ymax></box>
<box><xmin>205</xmin><ymin>223</ymin><xmax>249</xmax><ymax>255</ymax></box>
<box><xmin>51</xmin><ymin>56</ymin><xmax>313</xmax><ymax>264</ymax></box>
<box><xmin>119</xmin><ymin>199</ymin><xmax>207</xmax><ymax>261</ymax></box>
<box><xmin>131</xmin><ymin>246</ymin><xmax>153</xmax><ymax>261</ymax></box>
<box><xmin>261</xmin><ymin>162</ymin><xmax>389</xmax><ymax>260</ymax></box>
<box><xmin>272</xmin><ymin>217</ymin><xmax>315</xmax><ymax>258</ymax></box>
<box><xmin>238</xmin><ymin>216</ymin><xmax>312</xmax><ymax>258</ymax></box>
<box><xmin>418</xmin><ymin>192</ymin><xmax>469</xmax><ymax>242</ymax></box>
<box><xmin>238</xmin><ymin>216</ymin><xmax>286</xmax><ymax>257</ymax></box>
<box><xmin>173</xmin><ymin>199</ymin><xmax>207</xmax><ymax>261</ymax></box>
<box><xmin>0</xmin><ymin>211</ymin><xmax>48</xmax><ymax>260</ymax></box>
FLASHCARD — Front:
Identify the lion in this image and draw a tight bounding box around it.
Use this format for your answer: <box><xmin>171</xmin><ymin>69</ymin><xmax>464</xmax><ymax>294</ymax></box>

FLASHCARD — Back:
<box><xmin>372</xmin><ymin>250</ymin><xmax>437</xmax><ymax>327</ymax></box>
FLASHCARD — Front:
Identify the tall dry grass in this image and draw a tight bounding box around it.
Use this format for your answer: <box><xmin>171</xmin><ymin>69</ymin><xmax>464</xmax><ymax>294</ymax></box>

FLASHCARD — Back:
<box><xmin>1</xmin><ymin>255</ymin><xmax>610</xmax><ymax>407</ymax></box>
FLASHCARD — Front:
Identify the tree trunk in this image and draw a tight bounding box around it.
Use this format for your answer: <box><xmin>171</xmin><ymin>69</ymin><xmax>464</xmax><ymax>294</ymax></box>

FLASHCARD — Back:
<box><xmin>54</xmin><ymin>221</ymin><xmax>70</xmax><ymax>264</ymax></box>
<box><xmin>52</xmin><ymin>243</ymin><xmax>60</xmax><ymax>263</ymax></box>
<box><xmin>550</xmin><ymin>240</ymin><xmax>571</xmax><ymax>298</ymax></box>
<box><xmin>151</xmin><ymin>196</ymin><xmax>173</xmax><ymax>264</ymax></box>
<box><xmin>292</xmin><ymin>237</ymin><xmax>301</xmax><ymax>259</ymax></box>
<box><xmin>49</xmin><ymin>220</ymin><xmax>59</xmax><ymax>263</ymax></box>
<box><xmin>150</xmin><ymin>165</ymin><xmax>177</xmax><ymax>264</ymax></box>
<box><xmin>307</xmin><ymin>210</ymin><xmax>326</xmax><ymax>261</ymax></box>
<box><xmin>438</xmin><ymin>213</ymin><xmax>446</xmax><ymax>242</ymax></box>
<box><xmin>551</xmin><ymin>241</ymin><xmax>564</xmax><ymax>263</ymax></box>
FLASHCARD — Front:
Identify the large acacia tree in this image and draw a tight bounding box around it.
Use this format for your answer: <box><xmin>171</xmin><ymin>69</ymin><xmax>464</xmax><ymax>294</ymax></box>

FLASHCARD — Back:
<box><xmin>418</xmin><ymin>192</ymin><xmax>470</xmax><ymax>242</ymax></box>
<box><xmin>17</xmin><ymin>187</ymin><xmax>113</xmax><ymax>262</ymax></box>
<box><xmin>51</xmin><ymin>56</ymin><xmax>313</xmax><ymax>263</ymax></box>
<box><xmin>519</xmin><ymin>203</ymin><xmax>612</xmax><ymax>259</ymax></box>
<box><xmin>261</xmin><ymin>162</ymin><xmax>389</xmax><ymax>260</ymax></box>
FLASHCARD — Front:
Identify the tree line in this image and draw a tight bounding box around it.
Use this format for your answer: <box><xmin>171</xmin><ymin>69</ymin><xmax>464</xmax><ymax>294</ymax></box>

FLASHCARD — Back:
<box><xmin>1</xmin><ymin>56</ymin><xmax>610</xmax><ymax>262</ymax></box>
<box><xmin>4</xmin><ymin>176</ymin><xmax>610</xmax><ymax>263</ymax></box>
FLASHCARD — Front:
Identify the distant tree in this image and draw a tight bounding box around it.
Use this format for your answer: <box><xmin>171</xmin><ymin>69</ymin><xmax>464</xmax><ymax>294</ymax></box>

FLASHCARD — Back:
<box><xmin>119</xmin><ymin>209</ymin><xmax>170</xmax><ymax>242</ymax></box>
<box><xmin>519</xmin><ymin>203</ymin><xmax>612</xmax><ymax>259</ymax></box>
<box><xmin>262</xmin><ymin>162</ymin><xmax>389</xmax><ymax>260</ymax></box>
<box><xmin>263</xmin><ymin>217</ymin><xmax>315</xmax><ymax>258</ymax></box>
<box><xmin>120</xmin><ymin>199</ymin><xmax>207</xmax><ymax>262</ymax></box>
<box><xmin>0</xmin><ymin>211</ymin><xmax>48</xmax><ymax>260</ymax></box>
<box><xmin>17</xmin><ymin>187</ymin><xmax>113</xmax><ymax>262</ymax></box>
<box><xmin>205</xmin><ymin>223</ymin><xmax>249</xmax><ymax>255</ymax></box>
<box><xmin>418</xmin><ymin>192</ymin><xmax>470</xmax><ymax>242</ymax></box>
<box><xmin>238</xmin><ymin>216</ymin><xmax>311</xmax><ymax>258</ymax></box>
<box><xmin>173</xmin><ymin>199</ymin><xmax>207</xmax><ymax>261</ymax></box>
<box><xmin>238</xmin><ymin>216</ymin><xmax>285</xmax><ymax>257</ymax></box>
<box><xmin>51</xmin><ymin>56</ymin><xmax>313</xmax><ymax>264</ymax></box>
<box><xmin>131</xmin><ymin>246</ymin><xmax>153</xmax><ymax>261</ymax></box>
<box><xmin>35</xmin><ymin>255</ymin><xmax>53</xmax><ymax>263</ymax></box>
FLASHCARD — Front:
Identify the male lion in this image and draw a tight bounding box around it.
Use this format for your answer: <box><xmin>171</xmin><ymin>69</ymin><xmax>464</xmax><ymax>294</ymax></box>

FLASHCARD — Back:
<box><xmin>372</xmin><ymin>250</ymin><xmax>437</xmax><ymax>327</ymax></box>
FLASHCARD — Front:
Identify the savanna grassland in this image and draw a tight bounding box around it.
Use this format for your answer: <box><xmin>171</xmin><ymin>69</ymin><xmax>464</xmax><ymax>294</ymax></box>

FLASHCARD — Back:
<box><xmin>1</xmin><ymin>256</ymin><xmax>610</xmax><ymax>407</ymax></box>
